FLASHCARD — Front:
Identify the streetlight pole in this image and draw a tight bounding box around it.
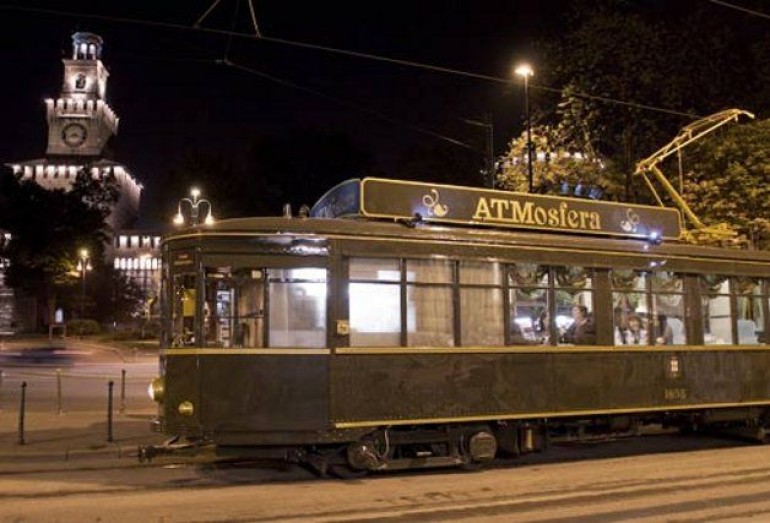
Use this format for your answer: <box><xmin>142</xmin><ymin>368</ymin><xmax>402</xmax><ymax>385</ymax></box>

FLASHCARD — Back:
<box><xmin>462</xmin><ymin>115</ymin><xmax>495</xmax><ymax>189</ymax></box>
<box><xmin>515</xmin><ymin>63</ymin><xmax>534</xmax><ymax>193</ymax></box>
<box><xmin>76</xmin><ymin>249</ymin><xmax>92</xmax><ymax>319</ymax></box>
<box><xmin>173</xmin><ymin>188</ymin><xmax>215</xmax><ymax>227</ymax></box>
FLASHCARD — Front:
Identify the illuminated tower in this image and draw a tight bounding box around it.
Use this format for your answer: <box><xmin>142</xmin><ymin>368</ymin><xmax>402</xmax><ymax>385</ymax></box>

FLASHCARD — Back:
<box><xmin>4</xmin><ymin>33</ymin><xmax>159</xmax><ymax>331</ymax></box>
<box><xmin>8</xmin><ymin>32</ymin><xmax>141</xmax><ymax>230</ymax></box>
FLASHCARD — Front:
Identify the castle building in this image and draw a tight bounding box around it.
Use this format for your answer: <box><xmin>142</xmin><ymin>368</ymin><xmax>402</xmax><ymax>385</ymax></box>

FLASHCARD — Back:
<box><xmin>2</xmin><ymin>32</ymin><xmax>161</xmax><ymax>332</ymax></box>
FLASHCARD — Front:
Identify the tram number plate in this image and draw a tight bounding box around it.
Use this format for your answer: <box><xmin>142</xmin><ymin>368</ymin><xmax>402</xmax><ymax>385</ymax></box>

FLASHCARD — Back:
<box><xmin>664</xmin><ymin>388</ymin><xmax>688</xmax><ymax>400</ymax></box>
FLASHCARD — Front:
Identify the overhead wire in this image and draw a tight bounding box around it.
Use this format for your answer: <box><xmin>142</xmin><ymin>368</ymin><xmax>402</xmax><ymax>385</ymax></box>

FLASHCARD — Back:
<box><xmin>246</xmin><ymin>0</ymin><xmax>262</xmax><ymax>37</ymax></box>
<box><xmin>708</xmin><ymin>0</ymin><xmax>770</xmax><ymax>20</ymax></box>
<box><xmin>0</xmin><ymin>3</ymin><xmax>701</xmax><ymax>119</ymax></box>
<box><xmin>194</xmin><ymin>0</ymin><xmax>224</xmax><ymax>28</ymax></box>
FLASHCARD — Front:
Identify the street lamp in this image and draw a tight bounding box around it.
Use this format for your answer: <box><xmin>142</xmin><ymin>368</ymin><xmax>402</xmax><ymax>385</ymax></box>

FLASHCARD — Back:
<box><xmin>139</xmin><ymin>253</ymin><xmax>151</xmax><ymax>337</ymax></box>
<box><xmin>515</xmin><ymin>63</ymin><xmax>534</xmax><ymax>193</ymax></box>
<box><xmin>76</xmin><ymin>248</ymin><xmax>92</xmax><ymax>318</ymax></box>
<box><xmin>173</xmin><ymin>187</ymin><xmax>215</xmax><ymax>226</ymax></box>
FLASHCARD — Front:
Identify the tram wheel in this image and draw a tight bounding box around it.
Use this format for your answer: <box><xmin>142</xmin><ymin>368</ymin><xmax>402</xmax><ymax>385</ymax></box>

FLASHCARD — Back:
<box><xmin>460</xmin><ymin>429</ymin><xmax>498</xmax><ymax>470</ymax></box>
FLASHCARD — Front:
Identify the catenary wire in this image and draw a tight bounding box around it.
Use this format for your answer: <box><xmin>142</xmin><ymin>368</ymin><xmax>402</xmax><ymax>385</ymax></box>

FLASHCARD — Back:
<box><xmin>708</xmin><ymin>0</ymin><xmax>770</xmax><ymax>20</ymax></box>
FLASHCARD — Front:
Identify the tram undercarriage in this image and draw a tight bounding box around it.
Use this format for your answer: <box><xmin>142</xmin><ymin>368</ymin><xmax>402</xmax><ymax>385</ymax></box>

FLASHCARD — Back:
<box><xmin>140</xmin><ymin>408</ymin><xmax>769</xmax><ymax>477</ymax></box>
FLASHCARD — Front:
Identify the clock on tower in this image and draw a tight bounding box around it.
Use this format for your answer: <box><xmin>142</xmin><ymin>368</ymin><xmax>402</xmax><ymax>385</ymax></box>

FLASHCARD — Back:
<box><xmin>45</xmin><ymin>32</ymin><xmax>119</xmax><ymax>157</ymax></box>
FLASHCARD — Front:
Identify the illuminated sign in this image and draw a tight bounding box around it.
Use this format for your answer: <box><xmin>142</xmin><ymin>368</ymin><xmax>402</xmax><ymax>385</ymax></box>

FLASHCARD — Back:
<box><xmin>311</xmin><ymin>178</ymin><xmax>682</xmax><ymax>240</ymax></box>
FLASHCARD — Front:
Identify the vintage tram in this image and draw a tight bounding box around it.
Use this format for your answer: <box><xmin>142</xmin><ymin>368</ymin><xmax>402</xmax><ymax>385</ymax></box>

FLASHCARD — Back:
<box><xmin>145</xmin><ymin>178</ymin><xmax>770</xmax><ymax>474</ymax></box>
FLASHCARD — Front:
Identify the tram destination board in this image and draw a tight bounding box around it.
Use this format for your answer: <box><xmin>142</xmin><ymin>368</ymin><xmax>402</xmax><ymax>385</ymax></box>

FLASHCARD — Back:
<box><xmin>311</xmin><ymin>177</ymin><xmax>682</xmax><ymax>240</ymax></box>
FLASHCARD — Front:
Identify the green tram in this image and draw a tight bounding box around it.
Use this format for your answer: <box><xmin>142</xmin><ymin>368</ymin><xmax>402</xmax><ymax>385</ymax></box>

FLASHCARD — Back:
<box><xmin>146</xmin><ymin>178</ymin><xmax>770</xmax><ymax>474</ymax></box>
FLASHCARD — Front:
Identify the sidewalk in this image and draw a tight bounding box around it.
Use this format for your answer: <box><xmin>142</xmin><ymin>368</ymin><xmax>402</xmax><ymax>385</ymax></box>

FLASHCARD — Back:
<box><xmin>0</xmin><ymin>336</ymin><xmax>172</xmax><ymax>472</ymax></box>
<box><xmin>0</xmin><ymin>408</ymin><xmax>168</xmax><ymax>472</ymax></box>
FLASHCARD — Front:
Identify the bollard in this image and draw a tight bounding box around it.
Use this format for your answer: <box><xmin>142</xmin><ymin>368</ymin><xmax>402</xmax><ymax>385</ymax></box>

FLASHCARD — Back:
<box><xmin>56</xmin><ymin>368</ymin><xmax>63</xmax><ymax>415</ymax></box>
<box><xmin>107</xmin><ymin>380</ymin><xmax>114</xmax><ymax>443</ymax></box>
<box><xmin>120</xmin><ymin>369</ymin><xmax>126</xmax><ymax>414</ymax></box>
<box><xmin>18</xmin><ymin>381</ymin><xmax>27</xmax><ymax>445</ymax></box>
<box><xmin>0</xmin><ymin>369</ymin><xmax>4</xmax><ymax>412</ymax></box>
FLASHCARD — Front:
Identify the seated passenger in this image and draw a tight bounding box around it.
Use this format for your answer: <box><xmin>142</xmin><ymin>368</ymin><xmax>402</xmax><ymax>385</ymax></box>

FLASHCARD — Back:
<box><xmin>616</xmin><ymin>314</ymin><xmax>648</xmax><ymax>345</ymax></box>
<box><xmin>562</xmin><ymin>305</ymin><xmax>596</xmax><ymax>345</ymax></box>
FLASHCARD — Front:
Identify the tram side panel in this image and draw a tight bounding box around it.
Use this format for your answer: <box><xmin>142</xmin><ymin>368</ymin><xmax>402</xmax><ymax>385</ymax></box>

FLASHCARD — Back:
<box><xmin>164</xmin><ymin>354</ymin><xmax>330</xmax><ymax>444</ymax></box>
<box><xmin>163</xmin><ymin>355</ymin><xmax>202</xmax><ymax>436</ymax></box>
<box><xmin>329</xmin><ymin>350</ymin><xmax>770</xmax><ymax>426</ymax></box>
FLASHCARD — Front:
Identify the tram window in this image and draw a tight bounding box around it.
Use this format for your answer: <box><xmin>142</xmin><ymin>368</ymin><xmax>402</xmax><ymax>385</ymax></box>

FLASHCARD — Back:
<box><xmin>508</xmin><ymin>264</ymin><xmax>549</xmax><ymax>344</ymax></box>
<box><xmin>202</xmin><ymin>269</ymin><xmax>232</xmax><ymax>348</ymax></box>
<box><xmin>349</xmin><ymin>258</ymin><xmax>401</xmax><ymax>347</ymax></box>
<box><xmin>460</xmin><ymin>262</ymin><xmax>503</xmax><ymax>346</ymax></box>
<box><xmin>612</xmin><ymin>270</ymin><xmax>650</xmax><ymax>346</ymax></box>
<box><xmin>554</xmin><ymin>266</ymin><xmax>596</xmax><ymax>345</ymax></box>
<box><xmin>460</xmin><ymin>261</ymin><xmax>502</xmax><ymax>285</ymax></box>
<box><xmin>349</xmin><ymin>257</ymin><xmax>400</xmax><ymax>281</ymax></box>
<box><xmin>406</xmin><ymin>258</ymin><xmax>453</xmax><ymax>283</ymax></box>
<box><xmin>734</xmin><ymin>277</ymin><xmax>763</xmax><ymax>345</ymax></box>
<box><xmin>701</xmin><ymin>275</ymin><xmax>732</xmax><ymax>345</ymax></box>
<box><xmin>171</xmin><ymin>274</ymin><xmax>196</xmax><ymax>347</ymax></box>
<box><xmin>268</xmin><ymin>268</ymin><xmax>327</xmax><ymax>348</ymax></box>
<box><xmin>406</xmin><ymin>285</ymin><xmax>454</xmax><ymax>346</ymax></box>
<box><xmin>650</xmin><ymin>271</ymin><xmax>686</xmax><ymax>345</ymax></box>
<box><xmin>233</xmin><ymin>269</ymin><xmax>264</xmax><ymax>348</ymax></box>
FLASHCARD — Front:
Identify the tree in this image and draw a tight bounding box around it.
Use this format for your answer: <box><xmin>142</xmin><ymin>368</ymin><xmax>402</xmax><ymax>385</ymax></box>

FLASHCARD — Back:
<box><xmin>496</xmin><ymin>122</ymin><xmax>625</xmax><ymax>199</ymax></box>
<box><xmin>539</xmin><ymin>1</ymin><xmax>769</xmax><ymax>201</ymax></box>
<box><xmin>680</xmin><ymin>119</ymin><xmax>770</xmax><ymax>249</ymax></box>
<box><xmin>0</xmin><ymin>169</ymin><xmax>117</xmax><ymax>330</ymax></box>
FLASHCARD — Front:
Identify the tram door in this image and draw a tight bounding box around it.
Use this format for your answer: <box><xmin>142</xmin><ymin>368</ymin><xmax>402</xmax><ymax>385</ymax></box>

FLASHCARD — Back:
<box><xmin>171</xmin><ymin>273</ymin><xmax>197</xmax><ymax>346</ymax></box>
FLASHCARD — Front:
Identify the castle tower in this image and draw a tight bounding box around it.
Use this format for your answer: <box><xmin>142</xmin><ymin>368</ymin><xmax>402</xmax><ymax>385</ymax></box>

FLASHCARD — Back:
<box><xmin>3</xmin><ymin>33</ymin><xmax>159</xmax><ymax>332</ymax></box>
<box><xmin>8</xmin><ymin>32</ymin><xmax>141</xmax><ymax>231</ymax></box>
<box><xmin>45</xmin><ymin>32</ymin><xmax>118</xmax><ymax>157</ymax></box>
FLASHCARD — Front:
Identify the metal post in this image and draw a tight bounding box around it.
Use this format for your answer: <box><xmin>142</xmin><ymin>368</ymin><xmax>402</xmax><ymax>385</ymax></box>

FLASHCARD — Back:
<box><xmin>485</xmin><ymin>113</ymin><xmax>495</xmax><ymax>189</ymax></box>
<box><xmin>56</xmin><ymin>368</ymin><xmax>63</xmax><ymax>415</ymax></box>
<box><xmin>18</xmin><ymin>381</ymin><xmax>27</xmax><ymax>445</ymax></box>
<box><xmin>107</xmin><ymin>380</ymin><xmax>114</xmax><ymax>443</ymax></box>
<box><xmin>120</xmin><ymin>369</ymin><xmax>126</xmax><ymax>414</ymax></box>
<box><xmin>524</xmin><ymin>75</ymin><xmax>533</xmax><ymax>193</ymax></box>
<box><xmin>81</xmin><ymin>267</ymin><xmax>86</xmax><ymax>318</ymax></box>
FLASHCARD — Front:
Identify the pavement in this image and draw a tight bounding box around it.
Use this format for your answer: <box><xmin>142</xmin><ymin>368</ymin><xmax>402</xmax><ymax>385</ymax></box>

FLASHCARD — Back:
<box><xmin>0</xmin><ymin>408</ymin><xmax>168</xmax><ymax>473</ymax></box>
<box><xmin>0</xmin><ymin>336</ymin><xmax>170</xmax><ymax>472</ymax></box>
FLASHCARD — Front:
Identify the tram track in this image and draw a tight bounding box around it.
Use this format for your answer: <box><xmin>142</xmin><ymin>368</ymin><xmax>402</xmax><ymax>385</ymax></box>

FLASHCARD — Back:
<box><xmin>3</xmin><ymin>443</ymin><xmax>770</xmax><ymax>521</ymax></box>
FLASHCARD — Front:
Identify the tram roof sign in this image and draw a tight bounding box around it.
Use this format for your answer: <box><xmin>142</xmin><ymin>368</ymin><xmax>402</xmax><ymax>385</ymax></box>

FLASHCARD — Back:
<box><xmin>310</xmin><ymin>178</ymin><xmax>683</xmax><ymax>241</ymax></box>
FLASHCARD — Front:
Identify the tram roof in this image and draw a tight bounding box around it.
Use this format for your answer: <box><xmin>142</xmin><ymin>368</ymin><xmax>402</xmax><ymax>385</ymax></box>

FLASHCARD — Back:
<box><xmin>164</xmin><ymin>214</ymin><xmax>770</xmax><ymax>268</ymax></box>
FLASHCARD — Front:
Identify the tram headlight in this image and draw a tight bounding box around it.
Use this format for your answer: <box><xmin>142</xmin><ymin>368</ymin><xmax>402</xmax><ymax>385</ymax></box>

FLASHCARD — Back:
<box><xmin>148</xmin><ymin>376</ymin><xmax>165</xmax><ymax>403</ymax></box>
<box><xmin>178</xmin><ymin>401</ymin><xmax>195</xmax><ymax>417</ymax></box>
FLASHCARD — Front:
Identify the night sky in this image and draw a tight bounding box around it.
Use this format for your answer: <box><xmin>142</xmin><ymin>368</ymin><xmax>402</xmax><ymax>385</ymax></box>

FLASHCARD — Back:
<box><xmin>0</xmin><ymin>1</ymin><xmax>756</xmax><ymax>226</ymax></box>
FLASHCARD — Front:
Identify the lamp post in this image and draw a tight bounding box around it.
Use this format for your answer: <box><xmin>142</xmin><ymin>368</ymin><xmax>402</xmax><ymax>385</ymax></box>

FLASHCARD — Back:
<box><xmin>139</xmin><ymin>253</ymin><xmax>151</xmax><ymax>338</ymax></box>
<box><xmin>515</xmin><ymin>63</ymin><xmax>534</xmax><ymax>193</ymax></box>
<box><xmin>173</xmin><ymin>188</ymin><xmax>215</xmax><ymax>227</ymax></box>
<box><xmin>462</xmin><ymin>114</ymin><xmax>495</xmax><ymax>189</ymax></box>
<box><xmin>76</xmin><ymin>249</ymin><xmax>92</xmax><ymax>318</ymax></box>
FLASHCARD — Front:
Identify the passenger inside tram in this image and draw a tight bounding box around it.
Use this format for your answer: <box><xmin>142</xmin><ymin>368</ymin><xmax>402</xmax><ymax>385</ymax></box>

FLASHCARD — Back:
<box><xmin>561</xmin><ymin>305</ymin><xmax>596</xmax><ymax>345</ymax></box>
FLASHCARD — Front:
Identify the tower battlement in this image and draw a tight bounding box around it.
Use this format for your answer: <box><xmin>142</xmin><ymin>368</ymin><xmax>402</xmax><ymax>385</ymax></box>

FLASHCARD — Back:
<box><xmin>45</xmin><ymin>98</ymin><xmax>119</xmax><ymax>134</ymax></box>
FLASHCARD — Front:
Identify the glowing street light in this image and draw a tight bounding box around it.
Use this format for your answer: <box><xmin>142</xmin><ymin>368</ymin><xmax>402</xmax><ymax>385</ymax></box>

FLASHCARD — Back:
<box><xmin>76</xmin><ymin>248</ymin><xmax>92</xmax><ymax>318</ymax></box>
<box><xmin>515</xmin><ymin>63</ymin><xmax>534</xmax><ymax>193</ymax></box>
<box><xmin>173</xmin><ymin>187</ymin><xmax>215</xmax><ymax>226</ymax></box>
